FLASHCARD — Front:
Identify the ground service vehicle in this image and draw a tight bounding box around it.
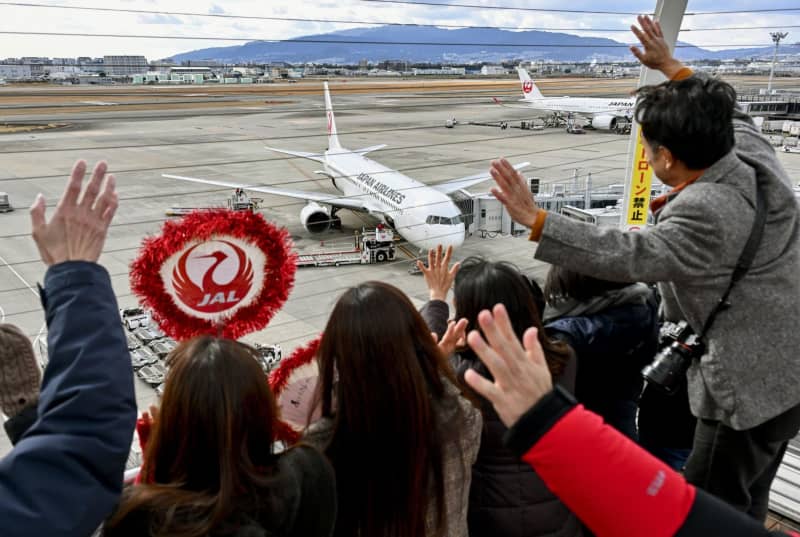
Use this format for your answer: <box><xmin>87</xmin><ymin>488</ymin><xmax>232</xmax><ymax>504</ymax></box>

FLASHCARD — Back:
<box><xmin>296</xmin><ymin>227</ymin><xmax>396</xmax><ymax>268</ymax></box>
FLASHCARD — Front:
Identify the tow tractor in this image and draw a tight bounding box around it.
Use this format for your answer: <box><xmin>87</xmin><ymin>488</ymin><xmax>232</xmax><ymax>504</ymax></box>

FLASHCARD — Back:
<box><xmin>166</xmin><ymin>189</ymin><xmax>263</xmax><ymax>216</ymax></box>
<box><xmin>0</xmin><ymin>192</ymin><xmax>13</xmax><ymax>213</ymax></box>
<box><xmin>566</xmin><ymin>115</ymin><xmax>586</xmax><ymax>134</ymax></box>
<box><xmin>228</xmin><ymin>188</ymin><xmax>263</xmax><ymax>211</ymax></box>
<box><xmin>296</xmin><ymin>226</ymin><xmax>396</xmax><ymax>267</ymax></box>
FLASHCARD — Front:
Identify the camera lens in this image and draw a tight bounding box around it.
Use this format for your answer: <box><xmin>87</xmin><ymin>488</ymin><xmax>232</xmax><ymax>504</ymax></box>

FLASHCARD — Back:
<box><xmin>642</xmin><ymin>342</ymin><xmax>694</xmax><ymax>394</ymax></box>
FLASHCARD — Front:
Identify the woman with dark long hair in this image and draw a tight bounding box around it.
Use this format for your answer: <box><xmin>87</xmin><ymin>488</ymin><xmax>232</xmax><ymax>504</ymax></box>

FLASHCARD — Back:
<box><xmin>306</xmin><ymin>281</ymin><xmax>481</xmax><ymax>537</ymax></box>
<box><xmin>105</xmin><ymin>337</ymin><xmax>336</xmax><ymax>537</ymax></box>
<box><xmin>419</xmin><ymin>251</ymin><xmax>583</xmax><ymax>537</ymax></box>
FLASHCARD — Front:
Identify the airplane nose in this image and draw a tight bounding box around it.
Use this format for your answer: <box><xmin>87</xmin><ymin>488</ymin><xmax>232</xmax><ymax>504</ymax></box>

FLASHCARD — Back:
<box><xmin>440</xmin><ymin>227</ymin><xmax>464</xmax><ymax>250</ymax></box>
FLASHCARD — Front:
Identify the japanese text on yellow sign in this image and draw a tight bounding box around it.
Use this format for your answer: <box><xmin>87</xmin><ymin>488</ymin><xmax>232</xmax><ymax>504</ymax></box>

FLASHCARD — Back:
<box><xmin>626</xmin><ymin>130</ymin><xmax>654</xmax><ymax>228</ymax></box>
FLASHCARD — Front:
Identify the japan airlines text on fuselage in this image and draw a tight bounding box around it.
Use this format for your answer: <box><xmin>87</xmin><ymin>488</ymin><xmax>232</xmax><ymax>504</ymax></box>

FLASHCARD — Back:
<box><xmin>522</xmin><ymin>97</ymin><xmax>636</xmax><ymax>116</ymax></box>
<box><xmin>323</xmin><ymin>148</ymin><xmax>465</xmax><ymax>251</ymax></box>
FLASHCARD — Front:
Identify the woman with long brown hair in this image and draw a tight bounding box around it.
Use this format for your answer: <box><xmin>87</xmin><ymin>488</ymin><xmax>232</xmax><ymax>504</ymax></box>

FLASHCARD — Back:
<box><xmin>105</xmin><ymin>337</ymin><xmax>336</xmax><ymax>537</ymax></box>
<box><xmin>419</xmin><ymin>250</ymin><xmax>583</xmax><ymax>537</ymax></box>
<box><xmin>305</xmin><ymin>281</ymin><xmax>481</xmax><ymax>537</ymax></box>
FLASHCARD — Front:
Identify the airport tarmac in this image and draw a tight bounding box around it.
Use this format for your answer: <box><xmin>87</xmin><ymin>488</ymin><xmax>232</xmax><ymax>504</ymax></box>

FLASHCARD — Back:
<box><xmin>0</xmin><ymin>79</ymin><xmax>799</xmax><ymax>456</ymax></box>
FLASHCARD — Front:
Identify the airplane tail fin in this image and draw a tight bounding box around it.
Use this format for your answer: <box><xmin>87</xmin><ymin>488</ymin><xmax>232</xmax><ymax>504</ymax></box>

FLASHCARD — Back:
<box><xmin>323</xmin><ymin>82</ymin><xmax>342</xmax><ymax>151</ymax></box>
<box><xmin>517</xmin><ymin>68</ymin><xmax>544</xmax><ymax>101</ymax></box>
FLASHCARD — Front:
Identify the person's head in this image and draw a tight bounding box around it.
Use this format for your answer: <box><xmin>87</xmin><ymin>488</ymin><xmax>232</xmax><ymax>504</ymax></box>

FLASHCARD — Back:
<box><xmin>108</xmin><ymin>337</ymin><xmax>279</xmax><ymax>537</ymax></box>
<box><xmin>544</xmin><ymin>265</ymin><xmax>629</xmax><ymax>304</ymax></box>
<box><xmin>635</xmin><ymin>77</ymin><xmax>736</xmax><ymax>186</ymax></box>
<box><xmin>454</xmin><ymin>257</ymin><xmax>572</xmax><ymax>378</ymax></box>
<box><xmin>317</xmin><ymin>281</ymin><xmax>461</xmax><ymax>537</ymax></box>
<box><xmin>0</xmin><ymin>323</ymin><xmax>41</xmax><ymax>418</ymax></box>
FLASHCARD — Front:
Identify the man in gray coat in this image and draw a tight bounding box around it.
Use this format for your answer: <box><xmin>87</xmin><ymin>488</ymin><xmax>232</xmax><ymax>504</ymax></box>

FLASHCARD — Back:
<box><xmin>487</xmin><ymin>16</ymin><xmax>800</xmax><ymax>522</ymax></box>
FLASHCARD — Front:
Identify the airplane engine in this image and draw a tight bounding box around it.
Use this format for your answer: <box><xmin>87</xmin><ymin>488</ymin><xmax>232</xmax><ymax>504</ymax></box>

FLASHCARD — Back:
<box><xmin>590</xmin><ymin>115</ymin><xmax>618</xmax><ymax>131</ymax></box>
<box><xmin>300</xmin><ymin>202</ymin><xmax>332</xmax><ymax>233</ymax></box>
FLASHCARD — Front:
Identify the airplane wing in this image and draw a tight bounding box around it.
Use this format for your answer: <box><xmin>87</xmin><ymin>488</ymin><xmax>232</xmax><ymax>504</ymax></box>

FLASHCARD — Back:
<box><xmin>162</xmin><ymin>174</ymin><xmax>371</xmax><ymax>211</ymax></box>
<box><xmin>264</xmin><ymin>146</ymin><xmax>326</xmax><ymax>163</ymax></box>
<box><xmin>431</xmin><ymin>162</ymin><xmax>530</xmax><ymax>195</ymax></box>
<box><xmin>492</xmin><ymin>97</ymin><xmax>533</xmax><ymax>109</ymax></box>
<box><xmin>353</xmin><ymin>144</ymin><xmax>387</xmax><ymax>155</ymax></box>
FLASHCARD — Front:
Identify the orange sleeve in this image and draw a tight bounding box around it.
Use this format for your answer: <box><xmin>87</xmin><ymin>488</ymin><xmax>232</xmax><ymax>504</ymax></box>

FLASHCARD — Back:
<box><xmin>527</xmin><ymin>210</ymin><xmax>548</xmax><ymax>242</ymax></box>
<box><xmin>671</xmin><ymin>67</ymin><xmax>694</xmax><ymax>81</ymax></box>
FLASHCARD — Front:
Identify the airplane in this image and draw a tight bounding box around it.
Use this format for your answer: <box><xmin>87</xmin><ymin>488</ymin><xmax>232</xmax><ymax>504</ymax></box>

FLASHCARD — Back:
<box><xmin>499</xmin><ymin>68</ymin><xmax>636</xmax><ymax>131</ymax></box>
<box><xmin>165</xmin><ymin>82</ymin><xmax>529</xmax><ymax>252</ymax></box>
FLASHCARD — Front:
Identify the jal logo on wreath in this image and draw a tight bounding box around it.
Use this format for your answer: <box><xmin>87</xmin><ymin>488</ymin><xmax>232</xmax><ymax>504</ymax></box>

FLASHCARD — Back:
<box><xmin>161</xmin><ymin>237</ymin><xmax>266</xmax><ymax>321</ymax></box>
<box><xmin>522</xmin><ymin>81</ymin><xmax>534</xmax><ymax>94</ymax></box>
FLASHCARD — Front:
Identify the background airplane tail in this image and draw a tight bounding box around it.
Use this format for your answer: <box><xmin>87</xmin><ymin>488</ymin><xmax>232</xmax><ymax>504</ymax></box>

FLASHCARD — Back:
<box><xmin>323</xmin><ymin>82</ymin><xmax>342</xmax><ymax>151</ymax></box>
<box><xmin>517</xmin><ymin>68</ymin><xmax>545</xmax><ymax>101</ymax></box>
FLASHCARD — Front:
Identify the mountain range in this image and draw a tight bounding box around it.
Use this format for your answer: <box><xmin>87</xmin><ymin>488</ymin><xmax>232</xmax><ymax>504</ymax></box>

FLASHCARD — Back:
<box><xmin>168</xmin><ymin>25</ymin><xmax>800</xmax><ymax>65</ymax></box>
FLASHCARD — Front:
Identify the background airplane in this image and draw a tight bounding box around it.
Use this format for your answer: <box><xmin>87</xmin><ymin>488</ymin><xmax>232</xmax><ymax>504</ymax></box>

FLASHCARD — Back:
<box><xmin>498</xmin><ymin>68</ymin><xmax>636</xmax><ymax>131</ymax></box>
<box><xmin>165</xmin><ymin>82</ymin><xmax>529</xmax><ymax>252</ymax></box>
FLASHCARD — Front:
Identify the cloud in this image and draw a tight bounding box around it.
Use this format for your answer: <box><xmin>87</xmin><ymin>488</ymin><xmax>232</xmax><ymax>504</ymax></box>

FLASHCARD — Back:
<box><xmin>137</xmin><ymin>13</ymin><xmax>183</xmax><ymax>25</ymax></box>
<box><xmin>209</xmin><ymin>4</ymin><xmax>226</xmax><ymax>15</ymax></box>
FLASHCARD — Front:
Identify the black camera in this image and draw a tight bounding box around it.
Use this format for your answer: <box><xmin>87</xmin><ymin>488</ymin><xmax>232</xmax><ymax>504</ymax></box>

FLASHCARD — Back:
<box><xmin>641</xmin><ymin>321</ymin><xmax>705</xmax><ymax>394</ymax></box>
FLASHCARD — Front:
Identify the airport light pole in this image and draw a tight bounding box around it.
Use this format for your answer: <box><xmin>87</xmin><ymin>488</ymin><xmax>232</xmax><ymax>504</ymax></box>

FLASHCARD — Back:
<box><xmin>767</xmin><ymin>32</ymin><xmax>788</xmax><ymax>94</ymax></box>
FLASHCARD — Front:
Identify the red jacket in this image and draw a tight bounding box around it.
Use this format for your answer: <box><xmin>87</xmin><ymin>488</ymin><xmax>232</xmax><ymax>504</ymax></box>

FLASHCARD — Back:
<box><xmin>504</xmin><ymin>386</ymin><xmax>798</xmax><ymax>537</ymax></box>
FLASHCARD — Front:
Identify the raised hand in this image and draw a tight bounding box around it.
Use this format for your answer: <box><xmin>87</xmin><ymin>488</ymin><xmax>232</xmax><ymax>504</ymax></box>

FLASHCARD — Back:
<box><xmin>434</xmin><ymin>318</ymin><xmax>468</xmax><ymax>358</ymax></box>
<box><xmin>30</xmin><ymin>160</ymin><xmax>118</xmax><ymax>266</ymax></box>
<box><xmin>630</xmin><ymin>14</ymin><xmax>685</xmax><ymax>79</ymax></box>
<box><xmin>489</xmin><ymin>158</ymin><xmax>539</xmax><ymax>230</ymax></box>
<box><xmin>417</xmin><ymin>244</ymin><xmax>460</xmax><ymax>302</ymax></box>
<box><xmin>463</xmin><ymin>304</ymin><xmax>553</xmax><ymax>427</ymax></box>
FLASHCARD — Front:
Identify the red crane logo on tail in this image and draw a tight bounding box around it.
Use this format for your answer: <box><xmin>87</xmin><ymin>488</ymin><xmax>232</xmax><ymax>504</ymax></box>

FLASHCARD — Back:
<box><xmin>172</xmin><ymin>240</ymin><xmax>254</xmax><ymax>314</ymax></box>
<box><xmin>523</xmin><ymin>81</ymin><xmax>534</xmax><ymax>94</ymax></box>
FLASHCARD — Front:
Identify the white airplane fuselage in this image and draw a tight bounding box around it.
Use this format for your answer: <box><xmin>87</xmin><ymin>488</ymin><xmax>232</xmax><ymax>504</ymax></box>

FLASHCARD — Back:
<box><xmin>323</xmin><ymin>148</ymin><xmax>465</xmax><ymax>251</ymax></box>
<box><xmin>523</xmin><ymin>97</ymin><xmax>635</xmax><ymax>116</ymax></box>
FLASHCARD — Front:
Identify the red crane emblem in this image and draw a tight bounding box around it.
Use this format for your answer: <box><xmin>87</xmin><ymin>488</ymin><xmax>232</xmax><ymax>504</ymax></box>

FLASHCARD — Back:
<box><xmin>172</xmin><ymin>240</ymin><xmax>254</xmax><ymax>314</ymax></box>
<box><xmin>522</xmin><ymin>81</ymin><xmax>534</xmax><ymax>94</ymax></box>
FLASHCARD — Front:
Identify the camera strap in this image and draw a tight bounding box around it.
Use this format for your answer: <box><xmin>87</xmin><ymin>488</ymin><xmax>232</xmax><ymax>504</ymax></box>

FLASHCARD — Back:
<box><xmin>698</xmin><ymin>180</ymin><xmax>767</xmax><ymax>339</ymax></box>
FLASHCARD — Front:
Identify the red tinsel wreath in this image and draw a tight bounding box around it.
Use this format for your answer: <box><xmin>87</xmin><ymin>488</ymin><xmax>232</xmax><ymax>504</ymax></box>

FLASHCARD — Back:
<box><xmin>269</xmin><ymin>336</ymin><xmax>321</xmax><ymax>445</ymax></box>
<box><xmin>130</xmin><ymin>209</ymin><xmax>297</xmax><ymax>340</ymax></box>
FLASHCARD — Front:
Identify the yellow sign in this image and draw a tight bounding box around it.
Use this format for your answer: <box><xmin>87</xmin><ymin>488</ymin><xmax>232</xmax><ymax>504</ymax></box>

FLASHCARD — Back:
<box><xmin>625</xmin><ymin>130</ymin><xmax>654</xmax><ymax>228</ymax></box>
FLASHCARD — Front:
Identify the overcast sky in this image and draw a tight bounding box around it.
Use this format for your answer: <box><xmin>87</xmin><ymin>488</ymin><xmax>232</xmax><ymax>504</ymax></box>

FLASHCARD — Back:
<box><xmin>1</xmin><ymin>0</ymin><xmax>799</xmax><ymax>60</ymax></box>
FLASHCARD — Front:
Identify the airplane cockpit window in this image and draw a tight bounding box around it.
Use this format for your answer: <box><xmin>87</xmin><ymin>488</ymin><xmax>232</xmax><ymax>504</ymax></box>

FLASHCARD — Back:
<box><xmin>427</xmin><ymin>215</ymin><xmax>464</xmax><ymax>226</ymax></box>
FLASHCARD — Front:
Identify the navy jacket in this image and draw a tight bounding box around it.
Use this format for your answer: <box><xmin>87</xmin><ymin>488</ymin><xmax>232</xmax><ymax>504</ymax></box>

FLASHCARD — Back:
<box><xmin>546</xmin><ymin>297</ymin><xmax>659</xmax><ymax>440</ymax></box>
<box><xmin>0</xmin><ymin>262</ymin><xmax>137</xmax><ymax>537</ymax></box>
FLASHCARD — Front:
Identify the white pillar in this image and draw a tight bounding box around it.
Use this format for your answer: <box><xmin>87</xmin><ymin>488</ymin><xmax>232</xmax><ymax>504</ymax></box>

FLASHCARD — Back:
<box><xmin>619</xmin><ymin>0</ymin><xmax>688</xmax><ymax>231</ymax></box>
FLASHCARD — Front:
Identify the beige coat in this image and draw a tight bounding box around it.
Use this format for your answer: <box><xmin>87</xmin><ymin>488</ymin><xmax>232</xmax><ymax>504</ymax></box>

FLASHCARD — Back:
<box><xmin>305</xmin><ymin>378</ymin><xmax>482</xmax><ymax>537</ymax></box>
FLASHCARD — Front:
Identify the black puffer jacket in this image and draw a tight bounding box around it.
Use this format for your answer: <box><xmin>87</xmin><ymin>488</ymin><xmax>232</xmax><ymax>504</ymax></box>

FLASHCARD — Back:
<box><xmin>103</xmin><ymin>445</ymin><xmax>336</xmax><ymax>537</ymax></box>
<box><xmin>421</xmin><ymin>300</ymin><xmax>584</xmax><ymax>537</ymax></box>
